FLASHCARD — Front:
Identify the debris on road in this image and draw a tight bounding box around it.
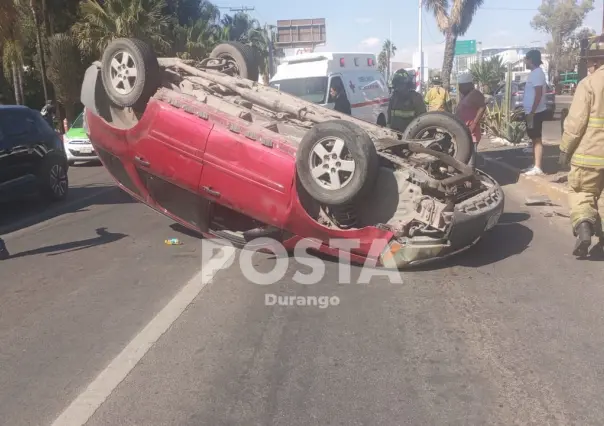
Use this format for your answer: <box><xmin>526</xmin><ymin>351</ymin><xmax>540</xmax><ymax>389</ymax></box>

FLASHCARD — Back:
<box><xmin>525</xmin><ymin>195</ymin><xmax>553</xmax><ymax>206</ymax></box>
<box><xmin>165</xmin><ymin>238</ymin><xmax>183</xmax><ymax>245</ymax></box>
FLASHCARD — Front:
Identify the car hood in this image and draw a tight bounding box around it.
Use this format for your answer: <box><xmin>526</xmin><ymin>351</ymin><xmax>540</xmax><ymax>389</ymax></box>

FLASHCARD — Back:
<box><xmin>65</xmin><ymin>127</ymin><xmax>88</xmax><ymax>140</ymax></box>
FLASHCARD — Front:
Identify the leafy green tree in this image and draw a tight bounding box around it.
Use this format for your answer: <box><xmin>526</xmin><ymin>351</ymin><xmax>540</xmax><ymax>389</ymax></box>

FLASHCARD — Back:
<box><xmin>531</xmin><ymin>0</ymin><xmax>594</xmax><ymax>81</ymax></box>
<box><xmin>424</xmin><ymin>0</ymin><xmax>485</xmax><ymax>89</ymax></box>
<box><xmin>549</xmin><ymin>26</ymin><xmax>595</xmax><ymax>72</ymax></box>
<box><xmin>471</xmin><ymin>55</ymin><xmax>505</xmax><ymax>93</ymax></box>
<box><xmin>380</xmin><ymin>39</ymin><xmax>396</xmax><ymax>82</ymax></box>
<box><xmin>71</xmin><ymin>0</ymin><xmax>173</xmax><ymax>57</ymax></box>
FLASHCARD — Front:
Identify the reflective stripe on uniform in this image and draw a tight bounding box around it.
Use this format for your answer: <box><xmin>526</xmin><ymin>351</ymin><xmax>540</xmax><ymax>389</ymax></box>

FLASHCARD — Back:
<box><xmin>572</xmin><ymin>153</ymin><xmax>604</xmax><ymax>167</ymax></box>
<box><xmin>392</xmin><ymin>109</ymin><xmax>416</xmax><ymax>118</ymax></box>
<box><xmin>588</xmin><ymin>117</ymin><xmax>604</xmax><ymax>128</ymax></box>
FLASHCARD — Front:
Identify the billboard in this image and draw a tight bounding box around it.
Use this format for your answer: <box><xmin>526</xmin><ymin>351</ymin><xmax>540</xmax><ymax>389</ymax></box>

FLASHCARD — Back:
<box><xmin>275</xmin><ymin>19</ymin><xmax>326</xmax><ymax>49</ymax></box>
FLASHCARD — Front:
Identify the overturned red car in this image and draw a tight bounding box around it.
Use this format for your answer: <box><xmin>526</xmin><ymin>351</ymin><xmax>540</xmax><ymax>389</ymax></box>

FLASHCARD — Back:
<box><xmin>80</xmin><ymin>38</ymin><xmax>504</xmax><ymax>268</ymax></box>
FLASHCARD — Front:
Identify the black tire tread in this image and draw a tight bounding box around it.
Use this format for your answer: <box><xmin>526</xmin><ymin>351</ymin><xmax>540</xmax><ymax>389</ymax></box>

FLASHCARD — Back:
<box><xmin>296</xmin><ymin>120</ymin><xmax>379</xmax><ymax>206</ymax></box>
<box><xmin>402</xmin><ymin>111</ymin><xmax>473</xmax><ymax>164</ymax></box>
<box><xmin>101</xmin><ymin>38</ymin><xmax>160</xmax><ymax>111</ymax></box>
<box><xmin>210</xmin><ymin>41</ymin><xmax>260</xmax><ymax>82</ymax></box>
<box><xmin>38</xmin><ymin>154</ymin><xmax>69</xmax><ymax>202</ymax></box>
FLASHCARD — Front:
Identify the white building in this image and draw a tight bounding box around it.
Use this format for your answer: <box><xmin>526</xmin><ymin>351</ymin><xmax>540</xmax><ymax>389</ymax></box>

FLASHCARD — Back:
<box><xmin>456</xmin><ymin>45</ymin><xmax>551</xmax><ymax>83</ymax></box>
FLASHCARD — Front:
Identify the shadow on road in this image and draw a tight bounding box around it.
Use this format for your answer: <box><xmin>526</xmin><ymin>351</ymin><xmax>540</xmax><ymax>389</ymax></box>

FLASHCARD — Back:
<box><xmin>410</xmin><ymin>212</ymin><xmax>533</xmax><ymax>271</ymax></box>
<box><xmin>6</xmin><ymin>227</ymin><xmax>127</xmax><ymax>259</ymax></box>
<box><xmin>0</xmin><ymin>184</ymin><xmax>135</xmax><ymax>236</ymax></box>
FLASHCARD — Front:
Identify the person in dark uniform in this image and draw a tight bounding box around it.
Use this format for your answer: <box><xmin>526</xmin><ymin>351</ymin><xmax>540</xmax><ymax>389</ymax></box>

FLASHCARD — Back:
<box><xmin>330</xmin><ymin>81</ymin><xmax>352</xmax><ymax>115</ymax></box>
<box><xmin>387</xmin><ymin>71</ymin><xmax>426</xmax><ymax>133</ymax></box>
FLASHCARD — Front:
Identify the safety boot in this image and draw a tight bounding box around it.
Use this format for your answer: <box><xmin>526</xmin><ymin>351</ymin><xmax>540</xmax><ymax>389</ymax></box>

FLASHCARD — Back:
<box><xmin>589</xmin><ymin>237</ymin><xmax>604</xmax><ymax>259</ymax></box>
<box><xmin>573</xmin><ymin>221</ymin><xmax>593</xmax><ymax>257</ymax></box>
<box><xmin>0</xmin><ymin>239</ymin><xmax>9</xmax><ymax>260</ymax></box>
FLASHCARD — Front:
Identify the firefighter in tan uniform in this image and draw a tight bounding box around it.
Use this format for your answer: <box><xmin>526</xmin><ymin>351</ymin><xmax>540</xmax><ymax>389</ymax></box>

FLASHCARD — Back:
<box><xmin>424</xmin><ymin>76</ymin><xmax>452</xmax><ymax>112</ymax></box>
<box><xmin>387</xmin><ymin>71</ymin><xmax>426</xmax><ymax>133</ymax></box>
<box><xmin>560</xmin><ymin>35</ymin><xmax>604</xmax><ymax>257</ymax></box>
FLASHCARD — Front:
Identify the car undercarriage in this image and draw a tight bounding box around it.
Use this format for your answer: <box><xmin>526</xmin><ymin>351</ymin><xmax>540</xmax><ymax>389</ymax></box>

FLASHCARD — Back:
<box><xmin>81</xmin><ymin>38</ymin><xmax>504</xmax><ymax>268</ymax></box>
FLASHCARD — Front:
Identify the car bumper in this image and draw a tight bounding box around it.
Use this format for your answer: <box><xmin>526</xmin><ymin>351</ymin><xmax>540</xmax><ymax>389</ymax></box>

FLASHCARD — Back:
<box><xmin>64</xmin><ymin>141</ymin><xmax>99</xmax><ymax>161</ymax></box>
<box><xmin>380</xmin><ymin>170</ymin><xmax>505</xmax><ymax>269</ymax></box>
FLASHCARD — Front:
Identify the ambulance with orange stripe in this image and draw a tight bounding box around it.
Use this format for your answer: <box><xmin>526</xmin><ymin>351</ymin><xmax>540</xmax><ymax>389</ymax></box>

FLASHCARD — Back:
<box><xmin>269</xmin><ymin>52</ymin><xmax>390</xmax><ymax>126</ymax></box>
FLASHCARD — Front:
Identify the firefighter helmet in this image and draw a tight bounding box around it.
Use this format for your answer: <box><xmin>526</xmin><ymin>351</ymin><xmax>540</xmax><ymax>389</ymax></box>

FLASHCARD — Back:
<box><xmin>392</xmin><ymin>70</ymin><xmax>412</xmax><ymax>90</ymax></box>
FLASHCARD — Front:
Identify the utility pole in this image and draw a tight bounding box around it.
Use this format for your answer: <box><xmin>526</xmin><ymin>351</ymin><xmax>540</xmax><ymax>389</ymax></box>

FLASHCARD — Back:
<box><xmin>418</xmin><ymin>0</ymin><xmax>424</xmax><ymax>93</ymax></box>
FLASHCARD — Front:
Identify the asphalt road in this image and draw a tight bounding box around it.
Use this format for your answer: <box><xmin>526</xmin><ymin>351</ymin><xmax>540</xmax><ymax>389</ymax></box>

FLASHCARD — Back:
<box><xmin>2</xmin><ymin>160</ymin><xmax>604</xmax><ymax>426</ymax></box>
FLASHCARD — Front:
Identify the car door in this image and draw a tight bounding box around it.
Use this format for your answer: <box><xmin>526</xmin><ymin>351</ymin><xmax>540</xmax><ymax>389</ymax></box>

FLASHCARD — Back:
<box><xmin>199</xmin><ymin>124</ymin><xmax>294</xmax><ymax>228</ymax></box>
<box><xmin>128</xmin><ymin>103</ymin><xmax>214</xmax><ymax>231</ymax></box>
<box><xmin>0</xmin><ymin>109</ymin><xmax>40</xmax><ymax>196</ymax></box>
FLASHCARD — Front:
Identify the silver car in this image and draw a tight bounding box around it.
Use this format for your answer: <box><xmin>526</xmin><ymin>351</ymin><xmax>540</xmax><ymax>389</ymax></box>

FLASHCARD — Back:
<box><xmin>489</xmin><ymin>81</ymin><xmax>556</xmax><ymax>120</ymax></box>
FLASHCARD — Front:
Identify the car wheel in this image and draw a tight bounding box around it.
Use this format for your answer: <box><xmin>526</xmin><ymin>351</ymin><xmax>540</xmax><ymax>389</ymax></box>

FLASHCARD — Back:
<box><xmin>101</xmin><ymin>38</ymin><xmax>160</xmax><ymax>110</ymax></box>
<box><xmin>210</xmin><ymin>42</ymin><xmax>260</xmax><ymax>82</ymax></box>
<box><xmin>296</xmin><ymin>120</ymin><xmax>379</xmax><ymax>206</ymax></box>
<box><xmin>39</xmin><ymin>156</ymin><xmax>69</xmax><ymax>202</ymax></box>
<box><xmin>402</xmin><ymin>111</ymin><xmax>473</xmax><ymax>164</ymax></box>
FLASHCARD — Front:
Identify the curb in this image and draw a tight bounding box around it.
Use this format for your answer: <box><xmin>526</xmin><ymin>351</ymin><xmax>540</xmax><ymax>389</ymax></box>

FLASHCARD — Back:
<box><xmin>480</xmin><ymin>153</ymin><xmax>604</xmax><ymax>210</ymax></box>
<box><xmin>479</xmin><ymin>154</ymin><xmax>572</xmax><ymax>207</ymax></box>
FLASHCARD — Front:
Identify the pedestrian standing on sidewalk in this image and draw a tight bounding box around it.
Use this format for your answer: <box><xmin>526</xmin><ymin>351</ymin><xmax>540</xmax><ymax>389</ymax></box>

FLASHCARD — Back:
<box><xmin>559</xmin><ymin>35</ymin><xmax>604</xmax><ymax>257</ymax></box>
<box><xmin>455</xmin><ymin>71</ymin><xmax>486</xmax><ymax>169</ymax></box>
<box><xmin>522</xmin><ymin>50</ymin><xmax>548</xmax><ymax>176</ymax></box>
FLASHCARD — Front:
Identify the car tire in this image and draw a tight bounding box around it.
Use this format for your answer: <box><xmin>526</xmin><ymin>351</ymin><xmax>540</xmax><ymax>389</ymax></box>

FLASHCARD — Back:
<box><xmin>38</xmin><ymin>155</ymin><xmax>69</xmax><ymax>202</ymax></box>
<box><xmin>210</xmin><ymin>42</ymin><xmax>260</xmax><ymax>82</ymax></box>
<box><xmin>101</xmin><ymin>38</ymin><xmax>160</xmax><ymax>110</ymax></box>
<box><xmin>296</xmin><ymin>120</ymin><xmax>379</xmax><ymax>206</ymax></box>
<box><xmin>402</xmin><ymin>111</ymin><xmax>473</xmax><ymax>164</ymax></box>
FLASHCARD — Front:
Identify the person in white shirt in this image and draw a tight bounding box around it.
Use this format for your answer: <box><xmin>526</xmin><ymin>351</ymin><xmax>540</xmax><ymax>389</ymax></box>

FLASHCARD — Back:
<box><xmin>522</xmin><ymin>50</ymin><xmax>548</xmax><ymax>176</ymax></box>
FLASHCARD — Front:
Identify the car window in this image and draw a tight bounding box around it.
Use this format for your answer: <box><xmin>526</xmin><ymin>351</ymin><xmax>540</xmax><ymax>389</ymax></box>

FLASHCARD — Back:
<box><xmin>72</xmin><ymin>113</ymin><xmax>84</xmax><ymax>129</ymax></box>
<box><xmin>270</xmin><ymin>77</ymin><xmax>328</xmax><ymax>104</ymax></box>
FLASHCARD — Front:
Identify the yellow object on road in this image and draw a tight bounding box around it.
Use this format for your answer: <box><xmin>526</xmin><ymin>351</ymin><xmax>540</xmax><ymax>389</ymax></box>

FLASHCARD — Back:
<box><xmin>165</xmin><ymin>238</ymin><xmax>183</xmax><ymax>245</ymax></box>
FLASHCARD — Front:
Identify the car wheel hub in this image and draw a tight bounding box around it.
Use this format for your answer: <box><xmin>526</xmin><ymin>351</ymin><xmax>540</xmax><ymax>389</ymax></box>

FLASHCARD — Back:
<box><xmin>309</xmin><ymin>137</ymin><xmax>356</xmax><ymax>190</ymax></box>
<box><xmin>49</xmin><ymin>164</ymin><xmax>67</xmax><ymax>196</ymax></box>
<box><xmin>110</xmin><ymin>50</ymin><xmax>138</xmax><ymax>95</ymax></box>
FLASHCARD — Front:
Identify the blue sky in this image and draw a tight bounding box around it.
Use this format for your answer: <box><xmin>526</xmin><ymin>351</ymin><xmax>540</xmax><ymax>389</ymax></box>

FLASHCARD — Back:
<box><xmin>227</xmin><ymin>0</ymin><xmax>604</xmax><ymax>68</ymax></box>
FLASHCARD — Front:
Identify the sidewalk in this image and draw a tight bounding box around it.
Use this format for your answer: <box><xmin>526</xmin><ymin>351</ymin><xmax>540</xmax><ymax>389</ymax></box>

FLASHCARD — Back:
<box><xmin>477</xmin><ymin>129</ymin><xmax>604</xmax><ymax>210</ymax></box>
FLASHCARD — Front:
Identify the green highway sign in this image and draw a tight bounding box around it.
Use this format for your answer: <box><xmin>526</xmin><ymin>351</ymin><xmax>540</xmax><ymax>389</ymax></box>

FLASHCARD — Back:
<box><xmin>455</xmin><ymin>40</ymin><xmax>476</xmax><ymax>56</ymax></box>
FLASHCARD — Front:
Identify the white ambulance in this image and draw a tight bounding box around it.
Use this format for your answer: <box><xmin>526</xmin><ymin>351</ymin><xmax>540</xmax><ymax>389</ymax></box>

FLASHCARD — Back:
<box><xmin>269</xmin><ymin>52</ymin><xmax>390</xmax><ymax>126</ymax></box>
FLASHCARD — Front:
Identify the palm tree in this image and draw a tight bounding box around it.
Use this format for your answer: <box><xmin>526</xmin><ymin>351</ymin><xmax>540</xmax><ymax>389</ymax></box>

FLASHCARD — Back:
<box><xmin>71</xmin><ymin>0</ymin><xmax>173</xmax><ymax>57</ymax></box>
<box><xmin>1</xmin><ymin>1</ymin><xmax>25</xmax><ymax>104</ymax></box>
<box><xmin>176</xmin><ymin>18</ymin><xmax>222</xmax><ymax>60</ymax></box>
<box><xmin>27</xmin><ymin>0</ymin><xmax>50</xmax><ymax>101</ymax></box>
<box><xmin>380</xmin><ymin>39</ymin><xmax>396</xmax><ymax>83</ymax></box>
<box><xmin>470</xmin><ymin>56</ymin><xmax>504</xmax><ymax>93</ymax></box>
<box><xmin>47</xmin><ymin>32</ymin><xmax>85</xmax><ymax>121</ymax></box>
<box><xmin>2</xmin><ymin>38</ymin><xmax>25</xmax><ymax>104</ymax></box>
<box><xmin>377</xmin><ymin>50</ymin><xmax>388</xmax><ymax>75</ymax></box>
<box><xmin>424</xmin><ymin>0</ymin><xmax>484</xmax><ymax>89</ymax></box>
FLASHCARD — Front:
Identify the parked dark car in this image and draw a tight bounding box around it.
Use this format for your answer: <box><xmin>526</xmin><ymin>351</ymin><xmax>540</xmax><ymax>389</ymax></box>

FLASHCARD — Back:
<box><xmin>0</xmin><ymin>105</ymin><xmax>69</xmax><ymax>203</ymax></box>
<box><xmin>489</xmin><ymin>82</ymin><xmax>556</xmax><ymax>120</ymax></box>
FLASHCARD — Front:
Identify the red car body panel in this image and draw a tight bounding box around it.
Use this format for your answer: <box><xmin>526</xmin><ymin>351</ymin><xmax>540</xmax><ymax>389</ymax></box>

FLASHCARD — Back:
<box><xmin>86</xmin><ymin>97</ymin><xmax>394</xmax><ymax>264</ymax></box>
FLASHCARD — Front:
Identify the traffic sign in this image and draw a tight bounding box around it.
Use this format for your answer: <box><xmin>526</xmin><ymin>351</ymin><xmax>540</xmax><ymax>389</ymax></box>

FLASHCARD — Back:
<box><xmin>455</xmin><ymin>40</ymin><xmax>476</xmax><ymax>56</ymax></box>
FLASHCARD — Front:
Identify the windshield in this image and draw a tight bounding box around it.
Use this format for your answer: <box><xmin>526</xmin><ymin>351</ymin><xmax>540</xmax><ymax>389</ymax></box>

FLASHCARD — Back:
<box><xmin>71</xmin><ymin>113</ymin><xmax>84</xmax><ymax>129</ymax></box>
<box><xmin>270</xmin><ymin>77</ymin><xmax>328</xmax><ymax>104</ymax></box>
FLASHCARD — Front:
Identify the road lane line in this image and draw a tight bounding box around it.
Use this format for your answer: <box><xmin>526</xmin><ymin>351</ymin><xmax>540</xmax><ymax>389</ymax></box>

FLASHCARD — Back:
<box><xmin>50</xmin><ymin>244</ymin><xmax>237</xmax><ymax>426</ymax></box>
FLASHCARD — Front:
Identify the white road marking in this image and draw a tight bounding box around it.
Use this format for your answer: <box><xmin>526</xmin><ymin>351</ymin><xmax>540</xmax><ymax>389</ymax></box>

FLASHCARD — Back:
<box><xmin>50</xmin><ymin>244</ymin><xmax>237</xmax><ymax>426</ymax></box>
